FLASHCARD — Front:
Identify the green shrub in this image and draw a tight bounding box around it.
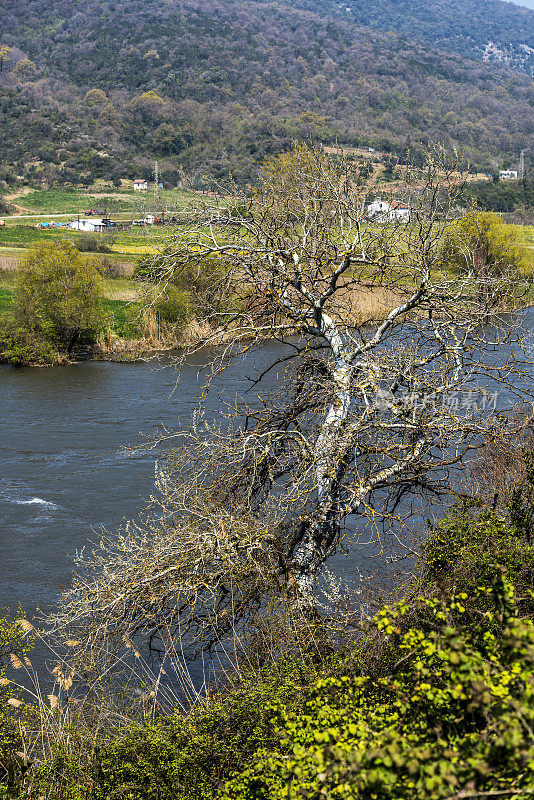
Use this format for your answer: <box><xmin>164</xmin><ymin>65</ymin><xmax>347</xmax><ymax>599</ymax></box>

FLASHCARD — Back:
<box><xmin>154</xmin><ymin>285</ymin><xmax>191</xmax><ymax>324</ymax></box>
<box><xmin>11</xmin><ymin>504</ymin><xmax>534</xmax><ymax>799</ymax></box>
<box><xmin>421</xmin><ymin>501</ymin><xmax>534</xmax><ymax>617</ymax></box>
<box><xmin>92</xmin><ymin>661</ymin><xmax>311</xmax><ymax>800</ymax></box>
<box><xmin>73</xmin><ymin>234</ymin><xmax>112</xmax><ymax>254</ymax></box>
<box><xmin>441</xmin><ymin>211</ymin><xmax>531</xmax><ymax>276</ymax></box>
<box><xmin>0</xmin><ymin>241</ymin><xmax>104</xmax><ymax>364</ymax></box>
<box><xmin>0</xmin><ymin>313</ymin><xmax>58</xmax><ymax>365</ymax></box>
<box><xmin>224</xmin><ymin>576</ymin><xmax>534</xmax><ymax>799</ymax></box>
<box><xmin>93</xmin><ymin>256</ymin><xmax>128</xmax><ymax>278</ymax></box>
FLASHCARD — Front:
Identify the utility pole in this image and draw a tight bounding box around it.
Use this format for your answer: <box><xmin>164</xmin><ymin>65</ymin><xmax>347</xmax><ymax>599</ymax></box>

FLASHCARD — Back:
<box><xmin>519</xmin><ymin>149</ymin><xmax>526</xmax><ymax>180</ymax></box>
<box><xmin>154</xmin><ymin>160</ymin><xmax>159</xmax><ymax>198</ymax></box>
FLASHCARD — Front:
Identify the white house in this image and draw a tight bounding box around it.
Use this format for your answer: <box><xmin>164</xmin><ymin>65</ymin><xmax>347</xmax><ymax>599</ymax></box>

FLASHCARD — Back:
<box><xmin>133</xmin><ymin>178</ymin><xmax>148</xmax><ymax>191</ymax></box>
<box><xmin>69</xmin><ymin>218</ymin><xmax>107</xmax><ymax>232</ymax></box>
<box><xmin>367</xmin><ymin>199</ymin><xmax>410</xmax><ymax>223</ymax></box>
<box><xmin>367</xmin><ymin>198</ymin><xmax>390</xmax><ymax>218</ymax></box>
<box><xmin>499</xmin><ymin>170</ymin><xmax>518</xmax><ymax>180</ymax></box>
<box><xmin>389</xmin><ymin>201</ymin><xmax>411</xmax><ymax>222</ymax></box>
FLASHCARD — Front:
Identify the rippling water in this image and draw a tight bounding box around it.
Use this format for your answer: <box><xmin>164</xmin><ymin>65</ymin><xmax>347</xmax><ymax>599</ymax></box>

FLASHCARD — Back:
<box><xmin>2</xmin><ymin>314</ymin><xmax>533</xmax><ymax>627</ymax></box>
<box><xmin>0</xmin><ymin>344</ymin><xmax>298</xmax><ymax>622</ymax></box>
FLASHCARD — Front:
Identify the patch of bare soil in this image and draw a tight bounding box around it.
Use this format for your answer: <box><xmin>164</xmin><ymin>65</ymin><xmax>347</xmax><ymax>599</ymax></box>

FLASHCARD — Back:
<box><xmin>3</xmin><ymin>187</ymin><xmax>34</xmax><ymax>214</ymax></box>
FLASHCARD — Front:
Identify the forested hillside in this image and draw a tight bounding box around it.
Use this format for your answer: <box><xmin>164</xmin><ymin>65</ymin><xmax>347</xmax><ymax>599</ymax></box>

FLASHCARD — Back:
<box><xmin>298</xmin><ymin>0</ymin><xmax>534</xmax><ymax>75</ymax></box>
<box><xmin>0</xmin><ymin>0</ymin><xmax>533</xmax><ymax>186</ymax></box>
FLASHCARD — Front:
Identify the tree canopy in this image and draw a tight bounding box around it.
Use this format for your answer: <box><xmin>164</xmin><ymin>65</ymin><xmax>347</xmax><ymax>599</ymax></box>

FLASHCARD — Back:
<box><xmin>52</xmin><ymin>146</ymin><xmax>534</xmax><ymax>663</ymax></box>
<box><xmin>0</xmin><ymin>241</ymin><xmax>104</xmax><ymax>364</ymax></box>
<box><xmin>0</xmin><ymin>0</ymin><xmax>532</xmax><ymax>185</ymax></box>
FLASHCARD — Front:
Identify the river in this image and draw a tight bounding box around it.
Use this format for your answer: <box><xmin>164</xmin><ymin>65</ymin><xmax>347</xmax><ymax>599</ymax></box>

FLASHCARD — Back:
<box><xmin>2</xmin><ymin>315</ymin><xmax>533</xmax><ymax>651</ymax></box>
<box><xmin>0</xmin><ymin>344</ymin><xmax>294</xmax><ymax>619</ymax></box>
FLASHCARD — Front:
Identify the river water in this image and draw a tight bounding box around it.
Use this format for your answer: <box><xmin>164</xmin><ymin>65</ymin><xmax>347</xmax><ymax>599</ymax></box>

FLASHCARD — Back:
<box><xmin>2</xmin><ymin>314</ymin><xmax>534</xmax><ymax>635</ymax></box>
<box><xmin>0</xmin><ymin>343</ymin><xmax>292</xmax><ymax>620</ymax></box>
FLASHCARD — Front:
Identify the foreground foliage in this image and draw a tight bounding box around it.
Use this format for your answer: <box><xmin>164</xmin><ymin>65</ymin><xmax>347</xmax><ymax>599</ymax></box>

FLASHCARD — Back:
<box><xmin>223</xmin><ymin>509</ymin><xmax>534</xmax><ymax>798</ymax></box>
<box><xmin>4</xmin><ymin>504</ymin><xmax>534</xmax><ymax>798</ymax></box>
<box><xmin>225</xmin><ymin>579</ymin><xmax>534</xmax><ymax>799</ymax></box>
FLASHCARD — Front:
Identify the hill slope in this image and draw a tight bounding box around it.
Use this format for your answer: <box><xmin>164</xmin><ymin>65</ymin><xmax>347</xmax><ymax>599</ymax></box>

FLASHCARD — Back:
<box><xmin>296</xmin><ymin>0</ymin><xmax>534</xmax><ymax>75</ymax></box>
<box><xmin>0</xmin><ymin>0</ymin><xmax>532</xmax><ymax>187</ymax></box>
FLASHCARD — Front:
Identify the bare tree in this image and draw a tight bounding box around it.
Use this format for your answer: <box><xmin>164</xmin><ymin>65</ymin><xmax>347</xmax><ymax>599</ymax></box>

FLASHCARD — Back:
<box><xmin>53</xmin><ymin>145</ymin><xmax>533</xmax><ymax>661</ymax></box>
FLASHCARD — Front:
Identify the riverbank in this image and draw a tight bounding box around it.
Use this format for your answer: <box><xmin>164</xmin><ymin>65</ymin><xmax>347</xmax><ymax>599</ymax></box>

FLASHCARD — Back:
<box><xmin>2</xmin><ymin>307</ymin><xmax>534</xmax><ymax>797</ymax></box>
<box><xmin>4</xmin><ymin>498</ymin><xmax>534</xmax><ymax>798</ymax></box>
<box><xmin>0</xmin><ymin>266</ymin><xmax>186</xmax><ymax>365</ymax></box>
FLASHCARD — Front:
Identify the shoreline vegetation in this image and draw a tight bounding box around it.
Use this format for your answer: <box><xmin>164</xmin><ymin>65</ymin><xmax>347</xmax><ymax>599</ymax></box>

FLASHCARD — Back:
<box><xmin>0</xmin><ymin>212</ymin><xmax>533</xmax><ymax>366</ymax></box>
<box><xmin>3</xmin><ymin>279</ymin><xmax>532</xmax><ymax>367</ymax></box>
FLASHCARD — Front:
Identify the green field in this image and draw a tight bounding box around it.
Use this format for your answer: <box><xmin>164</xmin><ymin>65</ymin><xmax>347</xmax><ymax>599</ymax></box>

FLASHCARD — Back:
<box><xmin>2</xmin><ymin>188</ymin><xmax>532</xmax><ymax>281</ymax></box>
<box><xmin>102</xmin><ymin>298</ymin><xmax>140</xmax><ymax>338</ymax></box>
<box><xmin>0</xmin><ymin>221</ymin><xmax>178</xmax><ymax>259</ymax></box>
<box><xmin>7</xmin><ymin>187</ymin><xmax>198</xmax><ymax>215</ymax></box>
<box><xmin>0</xmin><ymin>225</ymin><xmax>75</xmax><ymax>247</ymax></box>
<box><xmin>0</xmin><ymin>180</ymin><xmax>197</xmax><ymax>257</ymax></box>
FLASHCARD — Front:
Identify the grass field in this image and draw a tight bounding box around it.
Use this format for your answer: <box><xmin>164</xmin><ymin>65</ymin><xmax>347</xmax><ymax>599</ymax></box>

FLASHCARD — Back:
<box><xmin>0</xmin><ymin>220</ymin><xmax>177</xmax><ymax>259</ymax></box>
<box><xmin>102</xmin><ymin>298</ymin><xmax>140</xmax><ymax>338</ymax></box>
<box><xmin>0</xmin><ymin>225</ymin><xmax>74</xmax><ymax>247</ymax></box>
<box><xmin>6</xmin><ymin>187</ymin><xmax>198</xmax><ymax>215</ymax></box>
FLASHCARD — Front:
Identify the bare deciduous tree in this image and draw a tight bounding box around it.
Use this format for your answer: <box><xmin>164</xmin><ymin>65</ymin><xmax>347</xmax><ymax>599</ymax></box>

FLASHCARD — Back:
<box><xmin>53</xmin><ymin>145</ymin><xmax>533</xmax><ymax>662</ymax></box>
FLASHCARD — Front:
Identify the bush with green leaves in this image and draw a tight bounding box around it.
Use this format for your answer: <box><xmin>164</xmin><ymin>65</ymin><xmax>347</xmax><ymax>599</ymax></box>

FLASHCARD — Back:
<box><xmin>93</xmin><ymin>256</ymin><xmax>128</xmax><ymax>278</ymax></box>
<box><xmin>30</xmin><ymin>661</ymin><xmax>312</xmax><ymax>800</ymax></box>
<box><xmin>421</xmin><ymin>500</ymin><xmax>534</xmax><ymax>613</ymax></box>
<box><xmin>0</xmin><ymin>316</ymin><xmax>59</xmax><ymax>366</ymax></box>
<box><xmin>0</xmin><ymin>241</ymin><xmax>104</xmax><ymax>365</ymax></box>
<box><xmin>223</xmin><ymin>575</ymin><xmax>534</xmax><ymax>799</ymax></box>
<box><xmin>440</xmin><ymin>211</ymin><xmax>531</xmax><ymax>277</ymax></box>
<box><xmin>154</xmin><ymin>285</ymin><xmax>191</xmax><ymax>324</ymax></box>
<box><xmin>72</xmin><ymin>234</ymin><xmax>112</xmax><ymax>254</ymax></box>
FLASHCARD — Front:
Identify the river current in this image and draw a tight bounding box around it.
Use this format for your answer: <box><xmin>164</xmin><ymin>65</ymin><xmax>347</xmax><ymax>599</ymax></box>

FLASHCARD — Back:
<box><xmin>2</xmin><ymin>313</ymin><xmax>534</xmax><ymax>629</ymax></box>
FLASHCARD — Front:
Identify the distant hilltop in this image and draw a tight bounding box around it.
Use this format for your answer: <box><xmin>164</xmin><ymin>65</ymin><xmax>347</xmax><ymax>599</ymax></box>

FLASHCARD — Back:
<box><xmin>0</xmin><ymin>0</ymin><xmax>531</xmax><ymax>186</ymax></box>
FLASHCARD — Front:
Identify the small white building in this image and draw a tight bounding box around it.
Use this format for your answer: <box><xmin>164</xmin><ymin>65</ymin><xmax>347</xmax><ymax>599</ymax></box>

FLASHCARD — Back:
<box><xmin>69</xmin><ymin>218</ymin><xmax>107</xmax><ymax>232</ymax></box>
<box><xmin>499</xmin><ymin>170</ymin><xmax>518</xmax><ymax>180</ymax></box>
<box><xmin>367</xmin><ymin>198</ymin><xmax>390</xmax><ymax>218</ymax></box>
<box><xmin>389</xmin><ymin>202</ymin><xmax>411</xmax><ymax>222</ymax></box>
<box><xmin>367</xmin><ymin>199</ymin><xmax>410</xmax><ymax>223</ymax></box>
<box><xmin>133</xmin><ymin>178</ymin><xmax>148</xmax><ymax>191</ymax></box>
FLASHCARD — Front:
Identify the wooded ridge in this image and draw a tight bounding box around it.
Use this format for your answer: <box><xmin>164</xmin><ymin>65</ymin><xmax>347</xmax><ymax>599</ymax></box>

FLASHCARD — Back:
<box><xmin>0</xmin><ymin>0</ymin><xmax>532</xmax><ymax>185</ymax></box>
